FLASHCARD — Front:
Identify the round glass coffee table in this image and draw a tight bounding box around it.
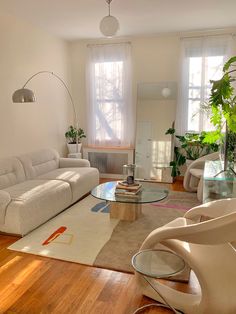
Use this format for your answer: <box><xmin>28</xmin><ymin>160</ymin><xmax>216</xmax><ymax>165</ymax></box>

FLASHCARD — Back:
<box><xmin>132</xmin><ymin>249</ymin><xmax>185</xmax><ymax>313</ymax></box>
<box><xmin>91</xmin><ymin>181</ymin><xmax>168</xmax><ymax>221</ymax></box>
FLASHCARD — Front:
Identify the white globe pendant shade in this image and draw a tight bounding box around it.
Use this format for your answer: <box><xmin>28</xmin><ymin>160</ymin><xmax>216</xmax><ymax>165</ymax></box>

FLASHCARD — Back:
<box><xmin>161</xmin><ymin>87</ymin><xmax>171</xmax><ymax>98</ymax></box>
<box><xmin>100</xmin><ymin>15</ymin><xmax>119</xmax><ymax>37</ymax></box>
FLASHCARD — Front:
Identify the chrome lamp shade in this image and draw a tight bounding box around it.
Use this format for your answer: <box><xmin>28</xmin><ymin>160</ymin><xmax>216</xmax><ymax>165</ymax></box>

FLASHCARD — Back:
<box><xmin>12</xmin><ymin>88</ymin><xmax>36</xmax><ymax>103</ymax></box>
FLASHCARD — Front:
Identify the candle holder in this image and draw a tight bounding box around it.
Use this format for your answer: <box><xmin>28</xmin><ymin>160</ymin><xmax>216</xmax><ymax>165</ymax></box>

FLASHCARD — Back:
<box><xmin>123</xmin><ymin>164</ymin><xmax>136</xmax><ymax>185</ymax></box>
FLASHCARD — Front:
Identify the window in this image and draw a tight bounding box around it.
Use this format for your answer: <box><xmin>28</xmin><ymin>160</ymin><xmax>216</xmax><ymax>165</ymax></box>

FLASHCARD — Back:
<box><xmin>94</xmin><ymin>60</ymin><xmax>123</xmax><ymax>143</ymax></box>
<box><xmin>187</xmin><ymin>55</ymin><xmax>224</xmax><ymax>132</ymax></box>
<box><xmin>176</xmin><ymin>36</ymin><xmax>232</xmax><ymax>135</ymax></box>
<box><xmin>87</xmin><ymin>43</ymin><xmax>134</xmax><ymax>147</ymax></box>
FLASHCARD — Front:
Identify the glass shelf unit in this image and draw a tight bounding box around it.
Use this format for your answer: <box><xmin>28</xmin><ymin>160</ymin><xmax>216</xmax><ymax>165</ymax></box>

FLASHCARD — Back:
<box><xmin>203</xmin><ymin>161</ymin><xmax>236</xmax><ymax>203</ymax></box>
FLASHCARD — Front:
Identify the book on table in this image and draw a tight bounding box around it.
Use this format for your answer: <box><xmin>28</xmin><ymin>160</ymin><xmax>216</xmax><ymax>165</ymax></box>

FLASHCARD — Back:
<box><xmin>115</xmin><ymin>192</ymin><xmax>141</xmax><ymax>198</ymax></box>
<box><xmin>115</xmin><ymin>182</ymin><xmax>142</xmax><ymax>197</ymax></box>
<box><xmin>116</xmin><ymin>181</ymin><xmax>142</xmax><ymax>192</ymax></box>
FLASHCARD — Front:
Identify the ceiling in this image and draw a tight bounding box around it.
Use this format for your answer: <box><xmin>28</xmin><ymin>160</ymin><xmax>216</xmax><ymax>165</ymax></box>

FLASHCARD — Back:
<box><xmin>1</xmin><ymin>0</ymin><xmax>236</xmax><ymax>40</ymax></box>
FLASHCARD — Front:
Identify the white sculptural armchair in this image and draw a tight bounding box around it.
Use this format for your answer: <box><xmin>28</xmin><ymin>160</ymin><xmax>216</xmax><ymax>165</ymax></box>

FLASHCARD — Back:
<box><xmin>135</xmin><ymin>198</ymin><xmax>236</xmax><ymax>314</ymax></box>
<box><xmin>183</xmin><ymin>152</ymin><xmax>219</xmax><ymax>201</ymax></box>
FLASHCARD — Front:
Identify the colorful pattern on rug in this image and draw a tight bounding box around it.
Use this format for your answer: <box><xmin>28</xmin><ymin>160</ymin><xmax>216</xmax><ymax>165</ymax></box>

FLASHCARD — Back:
<box><xmin>9</xmin><ymin>191</ymin><xmax>200</xmax><ymax>281</ymax></box>
<box><xmin>91</xmin><ymin>202</ymin><xmax>110</xmax><ymax>213</ymax></box>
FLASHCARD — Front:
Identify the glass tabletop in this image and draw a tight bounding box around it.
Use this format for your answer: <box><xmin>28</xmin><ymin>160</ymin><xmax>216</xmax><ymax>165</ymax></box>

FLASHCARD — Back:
<box><xmin>132</xmin><ymin>249</ymin><xmax>185</xmax><ymax>278</ymax></box>
<box><xmin>91</xmin><ymin>181</ymin><xmax>168</xmax><ymax>204</ymax></box>
<box><xmin>204</xmin><ymin>161</ymin><xmax>236</xmax><ymax>181</ymax></box>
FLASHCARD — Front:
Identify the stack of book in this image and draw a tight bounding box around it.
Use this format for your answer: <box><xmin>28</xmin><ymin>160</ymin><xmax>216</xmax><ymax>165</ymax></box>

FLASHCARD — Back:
<box><xmin>115</xmin><ymin>181</ymin><xmax>142</xmax><ymax>197</ymax></box>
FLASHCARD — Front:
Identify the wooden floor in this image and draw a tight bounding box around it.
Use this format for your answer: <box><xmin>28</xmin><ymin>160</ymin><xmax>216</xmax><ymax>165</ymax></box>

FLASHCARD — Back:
<box><xmin>0</xmin><ymin>178</ymin><xmax>199</xmax><ymax>314</ymax></box>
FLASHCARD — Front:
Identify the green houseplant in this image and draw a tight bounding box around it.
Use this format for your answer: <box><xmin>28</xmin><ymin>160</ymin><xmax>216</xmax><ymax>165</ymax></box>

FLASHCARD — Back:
<box><xmin>166</xmin><ymin>128</ymin><xmax>219</xmax><ymax>177</ymax></box>
<box><xmin>65</xmin><ymin>125</ymin><xmax>86</xmax><ymax>153</ymax></box>
<box><xmin>203</xmin><ymin>56</ymin><xmax>236</xmax><ymax>172</ymax></box>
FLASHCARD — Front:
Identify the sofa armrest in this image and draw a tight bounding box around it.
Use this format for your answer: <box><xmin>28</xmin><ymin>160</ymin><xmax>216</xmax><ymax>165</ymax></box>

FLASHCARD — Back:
<box><xmin>0</xmin><ymin>191</ymin><xmax>11</xmax><ymax>225</ymax></box>
<box><xmin>59</xmin><ymin>158</ymin><xmax>90</xmax><ymax>168</ymax></box>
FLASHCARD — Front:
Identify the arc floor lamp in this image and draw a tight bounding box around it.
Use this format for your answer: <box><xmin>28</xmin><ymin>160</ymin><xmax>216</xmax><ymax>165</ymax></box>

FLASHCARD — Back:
<box><xmin>12</xmin><ymin>71</ymin><xmax>80</xmax><ymax>154</ymax></box>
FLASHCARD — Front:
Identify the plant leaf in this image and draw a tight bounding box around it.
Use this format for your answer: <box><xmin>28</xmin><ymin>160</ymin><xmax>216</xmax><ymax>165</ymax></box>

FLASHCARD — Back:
<box><xmin>223</xmin><ymin>56</ymin><xmax>236</xmax><ymax>72</ymax></box>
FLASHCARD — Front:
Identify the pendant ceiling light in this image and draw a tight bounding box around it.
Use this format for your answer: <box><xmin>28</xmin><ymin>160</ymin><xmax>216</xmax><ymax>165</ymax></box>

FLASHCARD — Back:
<box><xmin>100</xmin><ymin>0</ymin><xmax>119</xmax><ymax>37</ymax></box>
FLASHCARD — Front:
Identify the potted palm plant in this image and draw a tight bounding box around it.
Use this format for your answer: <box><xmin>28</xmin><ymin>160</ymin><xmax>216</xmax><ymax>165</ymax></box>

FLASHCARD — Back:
<box><xmin>203</xmin><ymin>56</ymin><xmax>236</xmax><ymax>173</ymax></box>
<box><xmin>65</xmin><ymin>125</ymin><xmax>86</xmax><ymax>154</ymax></box>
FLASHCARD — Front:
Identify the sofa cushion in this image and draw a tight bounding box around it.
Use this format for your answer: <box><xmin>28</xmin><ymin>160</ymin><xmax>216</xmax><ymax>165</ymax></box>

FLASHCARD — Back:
<box><xmin>17</xmin><ymin>148</ymin><xmax>60</xmax><ymax>179</ymax></box>
<box><xmin>38</xmin><ymin>167</ymin><xmax>99</xmax><ymax>203</ymax></box>
<box><xmin>3</xmin><ymin>179</ymin><xmax>72</xmax><ymax>235</ymax></box>
<box><xmin>59</xmin><ymin>158</ymin><xmax>90</xmax><ymax>168</ymax></box>
<box><xmin>0</xmin><ymin>191</ymin><xmax>11</xmax><ymax>225</ymax></box>
<box><xmin>0</xmin><ymin>157</ymin><xmax>26</xmax><ymax>189</ymax></box>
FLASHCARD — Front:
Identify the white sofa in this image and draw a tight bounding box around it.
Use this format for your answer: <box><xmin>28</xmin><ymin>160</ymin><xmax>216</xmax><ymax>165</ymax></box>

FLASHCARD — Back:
<box><xmin>0</xmin><ymin>148</ymin><xmax>99</xmax><ymax>236</ymax></box>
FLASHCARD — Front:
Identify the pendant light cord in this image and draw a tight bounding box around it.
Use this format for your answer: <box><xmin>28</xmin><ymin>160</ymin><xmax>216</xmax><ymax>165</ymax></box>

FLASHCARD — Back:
<box><xmin>106</xmin><ymin>0</ymin><xmax>112</xmax><ymax>16</ymax></box>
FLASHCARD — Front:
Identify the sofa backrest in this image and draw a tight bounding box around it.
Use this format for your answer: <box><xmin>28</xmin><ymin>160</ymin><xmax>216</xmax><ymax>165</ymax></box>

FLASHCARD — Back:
<box><xmin>17</xmin><ymin>148</ymin><xmax>60</xmax><ymax>179</ymax></box>
<box><xmin>0</xmin><ymin>157</ymin><xmax>26</xmax><ymax>189</ymax></box>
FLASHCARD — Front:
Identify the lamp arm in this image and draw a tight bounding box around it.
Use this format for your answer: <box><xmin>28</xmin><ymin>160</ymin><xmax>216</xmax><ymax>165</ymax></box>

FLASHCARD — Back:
<box><xmin>22</xmin><ymin>70</ymin><xmax>79</xmax><ymax>153</ymax></box>
<box><xmin>22</xmin><ymin>71</ymin><xmax>78</xmax><ymax>127</ymax></box>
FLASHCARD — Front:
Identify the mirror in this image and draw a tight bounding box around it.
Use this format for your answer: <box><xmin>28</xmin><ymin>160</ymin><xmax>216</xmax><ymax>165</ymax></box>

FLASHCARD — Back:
<box><xmin>135</xmin><ymin>82</ymin><xmax>177</xmax><ymax>182</ymax></box>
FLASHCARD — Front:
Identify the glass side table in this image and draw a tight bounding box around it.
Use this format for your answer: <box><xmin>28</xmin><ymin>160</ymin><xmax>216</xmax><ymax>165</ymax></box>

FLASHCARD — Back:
<box><xmin>203</xmin><ymin>160</ymin><xmax>236</xmax><ymax>203</ymax></box>
<box><xmin>132</xmin><ymin>249</ymin><xmax>185</xmax><ymax>314</ymax></box>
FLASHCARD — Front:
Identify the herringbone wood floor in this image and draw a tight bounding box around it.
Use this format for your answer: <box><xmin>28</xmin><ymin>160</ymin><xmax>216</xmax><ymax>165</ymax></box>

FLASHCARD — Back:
<box><xmin>0</xmin><ymin>178</ymin><xmax>199</xmax><ymax>313</ymax></box>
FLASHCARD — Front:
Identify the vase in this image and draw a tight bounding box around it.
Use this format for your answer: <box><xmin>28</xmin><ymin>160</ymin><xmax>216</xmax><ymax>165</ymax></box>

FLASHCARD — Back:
<box><xmin>67</xmin><ymin>143</ymin><xmax>82</xmax><ymax>154</ymax></box>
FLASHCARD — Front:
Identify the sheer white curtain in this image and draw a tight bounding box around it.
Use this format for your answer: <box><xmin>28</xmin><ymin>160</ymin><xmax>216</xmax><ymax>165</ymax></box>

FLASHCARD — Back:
<box><xmin>176</xmin><ymin>35</ymin><xmax>232</xmax><ymax>135</ymax></box>
<box><xmin>86</xmin><ymin>43</ymin><xmax>135</xmax><ymax>147</ymax></box>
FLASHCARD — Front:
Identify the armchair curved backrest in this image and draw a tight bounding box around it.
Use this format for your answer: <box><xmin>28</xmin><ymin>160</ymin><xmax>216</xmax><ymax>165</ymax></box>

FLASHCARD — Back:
<box><xmin>136</xmin><ymin>198</ymin><xmax>236</xmax><ymax>314</ymax></box>
<box><xmin>141</xmin><ymin>211</ymin><xmax>236</xmax><ymax>248</ymax></box>
<box><xmin>183</xmin><ymin>151</ymin><xmax>219</xmax><ymax>201</ymax></box>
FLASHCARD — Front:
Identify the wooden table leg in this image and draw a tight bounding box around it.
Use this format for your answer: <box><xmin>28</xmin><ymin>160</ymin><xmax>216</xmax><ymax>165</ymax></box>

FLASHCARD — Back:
<box><xmin>110</xmin><ymin>202</ymin><xmax>142</xmax><ymax>221</ymax></box>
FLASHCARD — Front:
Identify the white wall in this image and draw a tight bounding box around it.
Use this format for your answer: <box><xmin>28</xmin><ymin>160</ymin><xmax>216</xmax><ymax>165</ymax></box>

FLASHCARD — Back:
<box><xmin>0</xmin><ymin>12</ymin><xmax>72</xmax><ymax>158</ymax></box>
<box><xmin>133</xmin><ymin>36</ymin><xmax>179</xmax><ymax>143</ymax></box>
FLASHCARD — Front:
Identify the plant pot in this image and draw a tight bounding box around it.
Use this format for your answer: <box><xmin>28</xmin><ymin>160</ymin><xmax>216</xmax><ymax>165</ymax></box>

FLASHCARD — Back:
<box><xmin>67</xmin><ymin>143</ymin><xmax>82</xmax><ymax>154</ymax></box>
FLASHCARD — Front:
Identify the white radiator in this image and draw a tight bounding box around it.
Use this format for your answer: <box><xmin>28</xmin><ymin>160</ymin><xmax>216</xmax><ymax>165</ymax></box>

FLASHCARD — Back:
<box><xmin>83</xmin><ymin>147</ymin><xmax>134</xmax><ymax>178</ymax></box>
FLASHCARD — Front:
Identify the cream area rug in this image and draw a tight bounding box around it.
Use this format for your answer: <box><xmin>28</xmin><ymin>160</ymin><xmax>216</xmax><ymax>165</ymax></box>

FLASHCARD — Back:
<box><xmin>9</xmin><ymin>189</ymin><xmax>200</xmax><ymax>281</ymax></box>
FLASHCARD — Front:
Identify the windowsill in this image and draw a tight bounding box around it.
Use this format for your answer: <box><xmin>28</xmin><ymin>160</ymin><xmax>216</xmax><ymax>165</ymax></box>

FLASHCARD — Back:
<box><xmin>84</xmin><ymin>145</ymin><xmax>134</xmax><ymax>150</ymax></box>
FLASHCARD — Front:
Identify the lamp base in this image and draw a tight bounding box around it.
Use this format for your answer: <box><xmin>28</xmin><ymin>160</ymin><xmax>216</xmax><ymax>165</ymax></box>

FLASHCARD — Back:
<box><xmin>68</xmin><ymin>153</ymin><xmax>82</xmax><ymax>159</ymax></box>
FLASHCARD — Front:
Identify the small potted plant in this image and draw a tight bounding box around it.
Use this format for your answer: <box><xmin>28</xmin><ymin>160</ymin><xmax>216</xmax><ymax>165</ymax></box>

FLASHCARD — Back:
<box><xmin>65</xmin><ymin>125</ymin><xmax>86</xmax><ymax>153</ymax></box>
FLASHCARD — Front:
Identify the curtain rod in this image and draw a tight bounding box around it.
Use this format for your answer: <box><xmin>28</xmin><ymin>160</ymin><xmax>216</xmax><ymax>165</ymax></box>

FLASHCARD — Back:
<box><xmin>180</xmin><ymin>33</ymin><xmax>235</xmax><ymax>40</ymax></box>
<box><xmin>87</xmin><ymin>41</ymin><xmax>131</xmax><ymax>47</ymax></box>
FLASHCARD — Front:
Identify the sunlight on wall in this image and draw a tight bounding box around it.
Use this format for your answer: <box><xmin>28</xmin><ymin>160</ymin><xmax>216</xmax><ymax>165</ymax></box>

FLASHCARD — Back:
<box><xmin>152</xmin><ymin>140</ymin><xmax>171</xmax><ymax>165</ymax></box>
